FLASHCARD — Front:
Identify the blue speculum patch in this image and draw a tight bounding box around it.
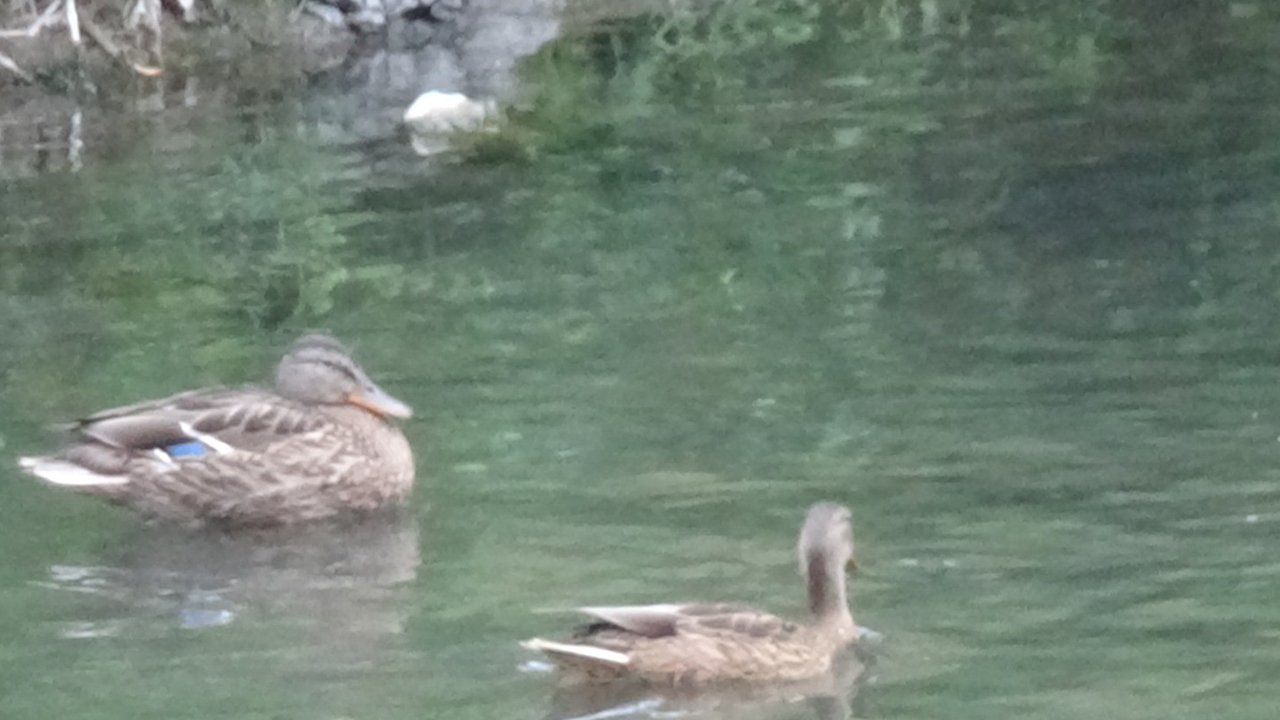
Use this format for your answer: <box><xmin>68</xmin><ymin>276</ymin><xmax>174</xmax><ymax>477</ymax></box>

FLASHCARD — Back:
<box><xmin>164</xmin><ymin>441</ymin><xmax>207</xmax><ymax>458</ymax></box>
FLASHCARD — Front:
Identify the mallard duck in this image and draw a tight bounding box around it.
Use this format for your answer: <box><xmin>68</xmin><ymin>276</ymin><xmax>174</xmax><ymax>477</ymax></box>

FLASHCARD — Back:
<box><xmin>18</xmin><ymin>334</ymin><xmax>415</xmax><ymax>527</ymax></box>
<box><xmin>522</xmin><ymin>502</ymin><xmax>859</xmax><ymax>686</ymax></box>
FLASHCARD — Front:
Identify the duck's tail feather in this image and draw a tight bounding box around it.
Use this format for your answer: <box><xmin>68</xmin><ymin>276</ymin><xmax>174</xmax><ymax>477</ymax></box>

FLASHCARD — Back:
<box><xmin>18</xmin><ymin>457</ymin><xmax>129</xmax><ymax>487</ymax></box>
<box><xmin>521</xmin><ymin>638</ymin><xmax>631</xmax><ymax>667</ymax></box>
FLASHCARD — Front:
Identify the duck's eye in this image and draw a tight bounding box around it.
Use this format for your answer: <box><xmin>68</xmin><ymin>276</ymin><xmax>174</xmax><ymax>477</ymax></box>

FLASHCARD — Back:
<box><xmin>319</xmin><ymin>359</ymin><xmax>360</xmax><ymax>382</ymax></box>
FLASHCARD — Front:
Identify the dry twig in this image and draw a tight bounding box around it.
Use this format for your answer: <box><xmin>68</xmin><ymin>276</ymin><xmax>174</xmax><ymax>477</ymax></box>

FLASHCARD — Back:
<box><xmin>0</xmin><ymin>47</ymin><xmax>36</xmax><ymax>82</ymax></box>
<box><xmin>125</xmin><ymin>0</ymin><xmax>162</xmax><ymax>61</ymax></box>
<box><xmin>64</xmin><ymin>0</ymin><xmax>80</xmax><ymax>44</ymax></box>
<box><xmin>0</xmin><ymin>0</ymin><xmax>64</xmax><ymax>38</ymax></box>
<box><xmin>78</xmin><ymin>12</ymin><xmax>123</xmax><ymax>58</ymax></box>
<box><xmin>1</xmin><ymin>0</ymin><xmax>163</xmax><ymax>78</ymax></box>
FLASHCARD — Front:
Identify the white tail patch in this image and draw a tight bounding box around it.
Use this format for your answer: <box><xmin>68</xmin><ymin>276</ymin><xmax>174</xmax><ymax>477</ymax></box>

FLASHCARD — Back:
<box><xmin>18</xmin><ymin>457</ymin><xmax>129</xmax><ymax>487</ymax></box>
<box><xmin>521</xmin><ymin>638</ymin><xmax>631</xmax><ymax>667</ymax></box>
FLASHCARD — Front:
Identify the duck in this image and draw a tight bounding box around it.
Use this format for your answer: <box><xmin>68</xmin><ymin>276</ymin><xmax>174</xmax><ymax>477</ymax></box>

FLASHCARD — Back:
<box><xmin>18</xmin><ymin>333</ymin><xmax>415</xmax><ymax>527</ymax></box>
<box><xmin>522</xmin><ymin>502</ymin><xmax>859</xmax><ymax>686</ymax></box>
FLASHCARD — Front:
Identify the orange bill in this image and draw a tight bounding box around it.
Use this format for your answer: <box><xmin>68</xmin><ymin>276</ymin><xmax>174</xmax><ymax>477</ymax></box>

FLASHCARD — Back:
<box><xmin>346</xmin><ymin>383</ymin><xmax>413</xmax><ymax>419</ymax></box>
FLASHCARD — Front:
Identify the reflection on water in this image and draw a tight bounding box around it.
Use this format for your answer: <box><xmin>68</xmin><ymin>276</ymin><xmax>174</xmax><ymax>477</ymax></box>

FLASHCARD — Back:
<box><xmin>35</xmin><ymin>517</ymin><xmax>419</xmax><ymax>652</ymax></box>
<box><xmin>534</xmin><ymin>651</ymin><xmax>866</xmax><ymax>720</ymax></box>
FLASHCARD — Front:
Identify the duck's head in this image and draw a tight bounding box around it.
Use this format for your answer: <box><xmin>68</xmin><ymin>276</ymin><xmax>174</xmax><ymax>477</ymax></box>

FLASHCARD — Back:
<box><xmin>275</xmin><ymin>334</ymin><xmax>413</xmax><ymax>419</ymax></box>
<box><xmin>798</xmin><ymin>502</ymin><xmax>856</xmax><ymax>576</ymax></box>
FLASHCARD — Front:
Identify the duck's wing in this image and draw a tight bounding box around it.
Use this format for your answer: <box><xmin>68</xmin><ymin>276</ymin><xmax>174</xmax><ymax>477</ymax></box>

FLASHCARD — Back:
<box><xmin>574</xmin><ymin>604</ymin><xmax>692</xmax><ymax>638</ymax></box>
<box><xmin>674</xmin><ymin>604</ymin><xmax>799</xmax><ymax>640</ymax></box>
<box><xmin>23</xmin><ymin>388</ymin><xmax>340</xmax><ymax>492</ymax></box>
<box><xmin>573</xmin><ymin>602</ymin><xmax>763</xmax><ymax>638</ymax></box>
<box><xmin>522</xmin><ymin>602</ymin><xmax>799</xmax><ymax>684</ymax></box>
<box><xmin>73</xmin><ymin>388</ymin><xmax>326</xmax><ymax>454</ymax></box>
<box><xmin>521</xmin><ymin>603</ymin><xmax>717</xmax><ymax>672</ymax></box>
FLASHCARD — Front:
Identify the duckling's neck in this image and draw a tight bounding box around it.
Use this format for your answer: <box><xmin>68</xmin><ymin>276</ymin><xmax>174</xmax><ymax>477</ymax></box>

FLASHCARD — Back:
<box><xmin>807</xmin><ymin>554</ymin><xmax>852</xmax><ymax>627</ymax></box>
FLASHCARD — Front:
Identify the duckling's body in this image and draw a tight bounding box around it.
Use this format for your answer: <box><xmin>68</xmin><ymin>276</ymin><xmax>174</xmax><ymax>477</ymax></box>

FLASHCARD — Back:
<box><xmin>19</xmin><ymin>334</ymin><xmax>415</xmax><ymax>527</ymax></box>
<box><xmin>524</xmin><ymin>503</ymin><xmax>859</xmax><ymax>687</ymax></box>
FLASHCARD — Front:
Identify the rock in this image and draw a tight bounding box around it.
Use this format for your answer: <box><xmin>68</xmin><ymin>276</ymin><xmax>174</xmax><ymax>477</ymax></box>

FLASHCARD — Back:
<box><xmin>402</xmin><ymin>90</ymin><xmax>496</xmax><ymax>155</ymax></box>
<box><xmin>403</xmin><ymin>90</ymin><xmax>492</xmax><ymax>130</ymax></box>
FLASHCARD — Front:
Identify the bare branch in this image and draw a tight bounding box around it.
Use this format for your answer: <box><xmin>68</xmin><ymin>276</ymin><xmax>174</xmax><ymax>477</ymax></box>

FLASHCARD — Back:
<box><xmin>68</xmin><ymin>108</ymin><xmax>84</xmax><ymax>171</ymax></box>
<box><xmin>0</xmin><ymin>0</ymin><xmax>65</xmax><ymax>38</ymax></box>
<box><xmin>125</xmin><ymin>0</ymin><xmax>163</xmax><ymax>60</ymax></box>
<box><xmin>0</xmin><ymin>48</ymin><xmax>36</xmax><ymax>83</ymax></box>
<box><xmin>65</xmin><ymin>0</ymin><xmax>81</xmax><ymax>44</ymax></box>
<box><xmin>79</xmin><ymin>12</ymin><xmax>123</xmax><ymax>59</ymax></box>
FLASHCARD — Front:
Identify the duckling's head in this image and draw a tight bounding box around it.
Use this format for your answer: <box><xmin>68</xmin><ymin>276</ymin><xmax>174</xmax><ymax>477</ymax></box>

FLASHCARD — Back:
<box><xmin>275</xmin><ymin>334</ymin><xmax>413</xmax><ymax>419</ymax></box>
<box><xmin>798</xmin><ymin>502</ymin><xmax>855</xmax><ymax>576</ymax></box>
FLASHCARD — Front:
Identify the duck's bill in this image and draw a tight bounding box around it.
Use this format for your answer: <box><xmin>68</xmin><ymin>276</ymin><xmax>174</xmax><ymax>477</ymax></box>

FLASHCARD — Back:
<box><xmin>347</xmin><ymin>384</ymin><xmax>413</xmax><ymax>419</ymax></box>
<box><xmin>847</xmin><ymin>557</ymin><xmax>859</xmax><ymax>571</ymax></box>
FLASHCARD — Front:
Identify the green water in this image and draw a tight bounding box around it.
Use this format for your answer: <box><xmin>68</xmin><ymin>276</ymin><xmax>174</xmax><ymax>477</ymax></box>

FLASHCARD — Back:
<box><xmin>3</xmin><ymin>3</ymin><xmax>1280</xmax><ymax>719</ymax></box>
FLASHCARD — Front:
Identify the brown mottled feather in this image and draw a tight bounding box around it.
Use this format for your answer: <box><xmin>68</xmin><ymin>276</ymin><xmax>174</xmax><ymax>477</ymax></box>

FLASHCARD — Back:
<box><xmin>524</xmin><ymin>503</ymin><xmax>859</xmax><ymax>687</ymax></box>
<box><xmin>82</xmin><ymin>403</ymin><xmax>412</xmax><ymax>525</ymax></box>
<box><xmin>19</xmin><ymin>335</ymin><xmax>415</xmax><ymax>527</ymax></box>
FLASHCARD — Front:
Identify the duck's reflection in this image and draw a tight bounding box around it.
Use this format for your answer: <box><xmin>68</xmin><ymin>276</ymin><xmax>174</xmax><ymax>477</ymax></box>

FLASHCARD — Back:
<box><xmin>534</xmin><ymin>650</ymin><xmax>867</xmax><ymax>720</ymax></box>
<box><xmin>37</xmin><ymin>515</ymin><xmax>420</xmax><ymax>652</ymax></box>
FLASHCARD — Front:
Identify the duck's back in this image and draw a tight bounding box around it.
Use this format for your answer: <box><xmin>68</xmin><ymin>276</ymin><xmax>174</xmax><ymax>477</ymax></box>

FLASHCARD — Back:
<box><xmin>538</xmin><ymin>603</ymin><xmax>849</xmax><ymax>686</ymax></box>
<box><xmin>23</xmin><ymin>388</ymin><xmax>416</xmax><ymax>526</ymax></box>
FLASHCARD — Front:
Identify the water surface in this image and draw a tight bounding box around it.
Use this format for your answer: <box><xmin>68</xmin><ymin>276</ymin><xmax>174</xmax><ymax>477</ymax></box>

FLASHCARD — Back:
<box><xmin>2</xmin><ymin>4</ymin><xmax>1280</xmax><ymax>720</ymax></box>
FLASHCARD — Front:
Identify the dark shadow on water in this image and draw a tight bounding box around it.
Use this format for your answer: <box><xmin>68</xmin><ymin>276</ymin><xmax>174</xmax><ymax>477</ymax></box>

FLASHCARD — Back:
<box><xmin>533</xmin><ymin>650</ymin><xmax>868</xmax><ymax>720</ymax></box>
